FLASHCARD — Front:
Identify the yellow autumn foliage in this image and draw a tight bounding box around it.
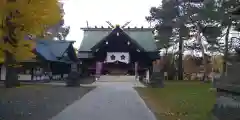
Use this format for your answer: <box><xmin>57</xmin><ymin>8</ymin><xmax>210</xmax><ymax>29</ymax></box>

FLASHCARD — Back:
<box><xmin>0</xmin><ymin>0</ymin><xmax>62</xmax><ymax>62</ymax></box>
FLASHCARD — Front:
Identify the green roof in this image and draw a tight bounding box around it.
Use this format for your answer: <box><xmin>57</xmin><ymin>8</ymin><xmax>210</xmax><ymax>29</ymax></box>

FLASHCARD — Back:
<box><xmin>79</xmin><ymin>28</ymin><xmax>157</xmax><ymax>52</ymax></box>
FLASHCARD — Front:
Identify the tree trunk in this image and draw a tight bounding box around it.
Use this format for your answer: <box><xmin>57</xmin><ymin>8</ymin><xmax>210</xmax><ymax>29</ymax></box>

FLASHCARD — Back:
<box><xmin>196</xmin><ymin>24</ymin><xmax>208</xmax><ymax>82</ymax></box>
<box><xmin>4</xmin><ymin>51</ymin><xmax>19</xmax><ymax>88</ymax></box>
<box><xmin>165</xmin><ymin>48</ymin><xmax>168</xmax><ymax>56</ymax></box>
<box><xmin>199</xmin><ymin>41</ymin><xmax>207</xmax><ymax>81</ymax></box>
<box><xmin>223</xmin><ymin>23</ymin><xmax>232</xmax><ymax>75</ymax></box>
<box><xmin>3</xmin><ymin>6</ymin><xmax>20</xmax><ymax>88</ymax></box>
<box><xmin>201</xmin><ymin>55</ymin><xmax>208</xmax><ymax>82</ymax></box>
<box><xmin>178</xmin><ymin>25</ymin><xmax>184</xmax><ymax>80</ymax></box>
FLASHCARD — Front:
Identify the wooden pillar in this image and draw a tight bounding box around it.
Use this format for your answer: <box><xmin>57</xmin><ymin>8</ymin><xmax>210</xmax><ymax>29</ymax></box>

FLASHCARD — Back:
<box><xmin>0</xmin><ymin>65</ymin><xmax>6</xmax><ymax>80</ymax></box>
<box><xmin>31</xmin><ymin>67</ymin><xmax>34</xmax><ymax>81</ymax></box>
<box><xmin>135</xmin><ymin>62</ymin><xmax>138</xmax><ymax>80</ymax></box>
<box><xmin>146</xmin><ymin>69</ymin><xmax>150</xmax><ymax>83</ymax></box>
<box><xmin>47</xmin><ymin>63</ymin><xmax>52</xmax><ymax>81</ymax></box>
<box><xmin>95</xmin><ymin>61</ymin><xmax>102</xmax><ymax>81</ymax></box>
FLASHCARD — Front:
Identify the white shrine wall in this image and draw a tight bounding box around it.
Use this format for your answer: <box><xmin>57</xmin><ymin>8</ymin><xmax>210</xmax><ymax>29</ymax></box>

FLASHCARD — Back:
<box><xmin>0</xmin><ymin>65</ymin><xmax>68</xmax><ymax>81</ymax></box>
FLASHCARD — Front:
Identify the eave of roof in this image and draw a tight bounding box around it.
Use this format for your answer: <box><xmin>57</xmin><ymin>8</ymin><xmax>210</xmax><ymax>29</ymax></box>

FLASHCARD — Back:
<box><xmin>79</xmin><ymin>27</ymin><xmax>157</xmax><ymax>52</ymax></box>
<box><xmin>35</xmin><ymin>40</ymin><xmax>77</xmax><ymax>63</ymax></box>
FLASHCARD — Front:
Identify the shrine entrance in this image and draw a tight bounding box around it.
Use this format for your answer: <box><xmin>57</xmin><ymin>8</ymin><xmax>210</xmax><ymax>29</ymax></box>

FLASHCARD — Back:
<box><xmin>104</xmin><ymin>52</ymin><xmax>130</xmax><ymax>75</ymax></box>
<box><xmin>79</xmin><ymin>24</ymin><xmax>159</xmax><ymax>80</ymax></box>
<box><xmin>92</xmin><ymin>26</ymin><xmax>147</xmax><ymax>76</ymax></box>
<box><xmin>109</xmin><ymin>69</ymin><xmax>128</xmax><ymax>75</ymax></box>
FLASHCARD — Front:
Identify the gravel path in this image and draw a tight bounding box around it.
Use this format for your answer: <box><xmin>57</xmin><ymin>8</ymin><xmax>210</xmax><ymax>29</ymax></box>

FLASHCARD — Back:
<box><xmin>0</xmin><ymin>84</ymin><xmax>94</xmax><ymax>120</ymax></box>
<box><xmin>50</xmin><ymin>76</ymin><xmax>156</xmax><ymax>120</ymax></box>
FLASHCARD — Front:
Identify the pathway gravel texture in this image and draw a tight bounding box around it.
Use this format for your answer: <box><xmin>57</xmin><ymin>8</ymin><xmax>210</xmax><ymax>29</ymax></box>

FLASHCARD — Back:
<box><xmin>0</xmin><ymin>84</ymin><xmax>94</xmax><ymax>120</ymax></box>
<box><xmin>50</xmin><ymin>75</ymin><xmax>157</xmax><ymax>120</ymax></box>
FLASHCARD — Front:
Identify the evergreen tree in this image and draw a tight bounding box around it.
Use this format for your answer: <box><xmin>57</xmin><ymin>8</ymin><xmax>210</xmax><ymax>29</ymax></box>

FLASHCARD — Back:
<box><xmin>146</xmin><ymin>0</ymin><xmax>240</xmax><ymax>80</ymax></box>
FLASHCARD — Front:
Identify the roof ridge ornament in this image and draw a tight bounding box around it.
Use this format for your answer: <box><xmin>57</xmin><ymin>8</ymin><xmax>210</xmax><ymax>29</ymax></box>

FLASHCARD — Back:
<box><xmin>115</xmin><ymin>24</ymin><xmax>120</xmax><ymax>28</ymax></box>
<box><xmin>114</xmin><ymin>24</ymin><xmax>122</xmax><ymax>30</ymax></box>
<box><xmin>106</xmin><ymin>21</ymin><xmax>131</xmax><ymax>29</ymax></box>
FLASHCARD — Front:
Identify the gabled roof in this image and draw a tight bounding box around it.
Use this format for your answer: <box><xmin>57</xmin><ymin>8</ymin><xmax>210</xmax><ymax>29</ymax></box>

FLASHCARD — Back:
<box><xmin>91</xmin><ymin>27</ymin><xmax>146</xmax><ymax>52</ymax></box>
<box><xmin>35</xmin><ymin>40</ymin><xmax>77</xmax><ymax>63</ymax></box>
<box><xmin>79</xmin><ymin>28</ymin><xmax>157</xmax><ymax>52</ymax></box>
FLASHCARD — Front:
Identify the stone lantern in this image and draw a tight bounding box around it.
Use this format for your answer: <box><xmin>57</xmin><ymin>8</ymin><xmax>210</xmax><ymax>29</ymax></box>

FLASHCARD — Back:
<box><xmin>212</xmin><ymin>6</ymin><xmax>240</xmax><ymax>120</ymax></box>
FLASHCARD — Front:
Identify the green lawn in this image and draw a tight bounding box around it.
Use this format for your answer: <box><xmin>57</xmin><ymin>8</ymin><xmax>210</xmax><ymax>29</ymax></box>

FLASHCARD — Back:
<box><xmin>136</xmin><ymin>81</ymin><xmax>216</xmax><ymax>120</ymax></box>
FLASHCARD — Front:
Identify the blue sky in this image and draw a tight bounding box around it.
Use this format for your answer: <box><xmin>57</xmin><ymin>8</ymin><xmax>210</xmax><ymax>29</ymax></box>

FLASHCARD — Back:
<box><xmin>63</xmin><ymin>0</ymin><xmax>161</xmax><ymax>48</ymax></box>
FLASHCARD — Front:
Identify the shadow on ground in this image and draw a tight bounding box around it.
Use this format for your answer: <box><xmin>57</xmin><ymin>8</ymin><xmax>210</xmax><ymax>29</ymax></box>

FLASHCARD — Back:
<box><xmin>0</xmin><ymin>84</ymin><xmax>95</xmax><ymax>120</ymax></box>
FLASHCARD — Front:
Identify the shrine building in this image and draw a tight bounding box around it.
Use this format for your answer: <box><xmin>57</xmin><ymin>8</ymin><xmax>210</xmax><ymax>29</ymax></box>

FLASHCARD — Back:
<box><xmin>78</xmin><ymin>24</ymin><xmax>159</xmax><ymax>76</ymax></box>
